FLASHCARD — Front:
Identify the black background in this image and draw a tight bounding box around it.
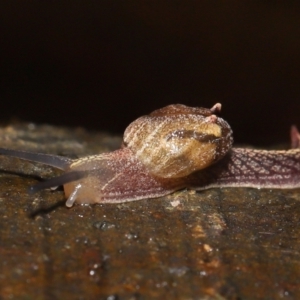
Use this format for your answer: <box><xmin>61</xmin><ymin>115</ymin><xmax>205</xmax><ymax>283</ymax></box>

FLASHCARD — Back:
<box><xmin>1</xmin><ymin>1</ymin><xmax>300</xmax><ymax>146</ymax></box>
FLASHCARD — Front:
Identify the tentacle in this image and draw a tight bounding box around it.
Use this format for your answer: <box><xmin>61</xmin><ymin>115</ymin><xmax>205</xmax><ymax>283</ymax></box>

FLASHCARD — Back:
<box><xmin>0</xmin><ymin>148</ymin><xmax>72</xmax><ymax>170</ymax></box>
<box><xmin>29</xmin><ymin>171</ymin><xmax>87</xmax><ymax>194</ymax></box>
<box><xmin>65</xmin><ymin>184</ymin><xmax>82</xmax><ymax>207</ymax></box>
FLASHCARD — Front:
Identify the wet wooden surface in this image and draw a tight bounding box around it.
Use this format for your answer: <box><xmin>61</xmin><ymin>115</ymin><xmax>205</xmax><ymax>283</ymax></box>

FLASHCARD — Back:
<box><xmin>0</xmin><ymin>123</ymin><xmax>300</xmax><ymax>299</ymax></box>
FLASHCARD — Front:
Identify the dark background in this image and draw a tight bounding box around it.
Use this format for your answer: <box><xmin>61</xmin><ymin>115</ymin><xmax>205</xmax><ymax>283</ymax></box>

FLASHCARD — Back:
<box><xmin>1</xmin><ymin>1</ymin><xmax>300</xmax><ymax>146</ymax></box>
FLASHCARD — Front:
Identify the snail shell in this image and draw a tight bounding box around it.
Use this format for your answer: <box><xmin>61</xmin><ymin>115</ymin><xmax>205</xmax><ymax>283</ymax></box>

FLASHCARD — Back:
<box><xmin>123</xmin><ymin>104</ymin><xmax>233</xmax><ymax>178</ymax></box>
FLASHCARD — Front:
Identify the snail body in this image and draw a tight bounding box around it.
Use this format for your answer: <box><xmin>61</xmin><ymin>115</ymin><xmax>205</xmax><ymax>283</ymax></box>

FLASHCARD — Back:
<box><xmin>0</xmin><ymin>103</ymin><xmax>300</xmax><ymax>207</ymax></box>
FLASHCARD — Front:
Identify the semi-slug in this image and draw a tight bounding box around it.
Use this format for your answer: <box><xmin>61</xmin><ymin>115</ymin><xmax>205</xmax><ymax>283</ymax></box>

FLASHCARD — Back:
<box><xmin>0</xmin><ymin>103</ymin><xmax>300</xmax><ymax>208</ymax></box>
